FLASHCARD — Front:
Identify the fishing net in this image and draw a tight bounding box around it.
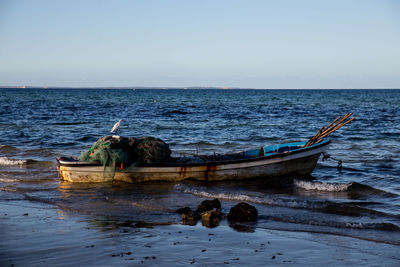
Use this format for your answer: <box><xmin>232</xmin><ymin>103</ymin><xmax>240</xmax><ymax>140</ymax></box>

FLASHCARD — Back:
<box><xmin>79</xmin><ymin>136</ymin><xmax>171</xmax><ymax>181</ymax></box>
<box><xmin>135</xmin><ymin>136</ymin><xmax>171</xmax><ymax>164</ymax></box>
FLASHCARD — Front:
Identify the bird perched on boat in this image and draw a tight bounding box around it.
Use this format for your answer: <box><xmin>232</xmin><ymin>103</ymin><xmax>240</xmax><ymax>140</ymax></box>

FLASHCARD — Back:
<box><xmin>110</xmin><ymin>119</ymin><xmax>123</xmax><ymax>136</ymax></box>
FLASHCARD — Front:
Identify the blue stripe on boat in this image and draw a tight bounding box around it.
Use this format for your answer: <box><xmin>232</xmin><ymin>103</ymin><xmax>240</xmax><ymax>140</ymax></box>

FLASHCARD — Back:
<box><xmin>244</xmin><ymin>140</ymin><xmax>329</xmax><ymax>158</ymax></box>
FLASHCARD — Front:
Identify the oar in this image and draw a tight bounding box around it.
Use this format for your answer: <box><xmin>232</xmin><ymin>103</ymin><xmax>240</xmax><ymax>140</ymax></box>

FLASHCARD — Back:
<box><xmin>319</xmin><ymin>113</ymin><xmax>352</xmax><ymax>136</ymax></box>
<box><xmin>304</xmin><ymin>113</ymin><xmax>354</xmax><ymax>147</ymax></box>
<box><xmin>314</xmin><ymin>117</ymin><xmax>355</xmax><ymax>143</ymax></box>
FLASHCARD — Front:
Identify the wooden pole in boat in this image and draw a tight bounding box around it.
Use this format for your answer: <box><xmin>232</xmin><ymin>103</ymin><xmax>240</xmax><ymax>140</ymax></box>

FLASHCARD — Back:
<box><xmin>319</xmin><ymin>113</ymin><xmax>353</xmax><ymax>136</ymax></box>
<box><xmin>313</xmin><ymin>117</ymin><xmax>355</xmax><ymax>143</ymax></box>
<box><xmin>317</xmin><ymin>115</ymin><xmax>354</xmax><ymax>139</ymax></box>
<box><xmin>304</xmin><ymin>113</ymin><xmax>354</xmax><ymax>147</ymax></box>
<box><xmin>305</xmin><ymin>113</ymin><xmax>351</xmax><ymax>147</ymax></box>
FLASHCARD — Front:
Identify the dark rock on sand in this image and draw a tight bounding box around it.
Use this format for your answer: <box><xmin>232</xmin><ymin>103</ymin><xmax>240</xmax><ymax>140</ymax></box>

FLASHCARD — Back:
<box><xmin>178</xmin><ymin>199</ymin><xmax>222</xmax><ymax>226</ymax></box>
<box><xmin>196</xmin><ymin>198</ymin><xmax>221</xmax><ymax>214</ymax></box>
<box><xmin>227</xmin><ymin>202</ymin><xmax>258</xmax><ymax>222</ymax></box>
<box><xmin>201</xmin><ymin>210</ymin><xmax>222</xmax><ymax>228</ymax></box>
<box><xmin>180</xmin><ymin>207</ymin><xmax>198</xmax><ymax>225</ymax></box>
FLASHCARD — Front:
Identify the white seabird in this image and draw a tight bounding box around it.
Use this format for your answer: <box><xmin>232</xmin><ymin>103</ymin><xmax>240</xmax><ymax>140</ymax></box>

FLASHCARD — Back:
<box><xmin>110</xmin><ymin>119</ymin><xmax>123</xmax><ymax>135</ymax></box>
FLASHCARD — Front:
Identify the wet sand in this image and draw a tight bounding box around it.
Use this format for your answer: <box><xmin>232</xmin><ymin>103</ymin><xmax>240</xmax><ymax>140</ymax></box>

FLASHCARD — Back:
<box><xmin>1</xmin><ymin>200</ymin><xmax>399</xmax><ymax>266</ymax></box>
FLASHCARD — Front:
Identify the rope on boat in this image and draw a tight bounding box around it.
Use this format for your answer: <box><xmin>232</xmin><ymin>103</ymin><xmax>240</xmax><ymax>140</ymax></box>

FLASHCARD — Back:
<box><xmin>305</xmin><ymin>113</ymin><xmax>355</xmax><ymax>147</ymax></box>
<box><xmin>322</xmin><ymin>152</ymin><xmax>343</xmax><ymax>170</ymax></box>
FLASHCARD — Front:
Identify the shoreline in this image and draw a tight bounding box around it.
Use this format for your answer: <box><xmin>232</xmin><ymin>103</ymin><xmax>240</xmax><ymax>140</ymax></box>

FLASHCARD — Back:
<box><xmin>1</xmin><ymin>199</ymin><xmax>399</xmax><ymax>266</ymax></box>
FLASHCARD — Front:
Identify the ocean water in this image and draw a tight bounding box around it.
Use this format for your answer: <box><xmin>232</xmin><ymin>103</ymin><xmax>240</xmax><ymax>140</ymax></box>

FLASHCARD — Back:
<box><xmin>1</xmin><ymin>88</ymin><xmax>400</xmax><ymax>245</ymax></box>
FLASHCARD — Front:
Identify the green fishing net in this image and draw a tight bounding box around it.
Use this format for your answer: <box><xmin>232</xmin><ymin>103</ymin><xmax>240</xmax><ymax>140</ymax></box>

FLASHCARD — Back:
<box><xmin>79</xmin><ymin>136</ymin><xmax>171</xmax><ymax>181</ymax></box>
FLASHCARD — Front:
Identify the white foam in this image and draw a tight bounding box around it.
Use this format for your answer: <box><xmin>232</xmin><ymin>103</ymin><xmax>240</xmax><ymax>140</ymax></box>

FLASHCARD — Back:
<box><xmin>0</xmin><ymin>157</ymin><xmax>27</xmax><ymax>166</ymax></box>
<box><xmin>294</xmin><ymin>180</ymin><xmax>349</xmax><ymax>192</ymax></box>
<box><xmin>0</xmin><ymin>177</ymin><xmax>19</xmax><ymax>183</ymax></box>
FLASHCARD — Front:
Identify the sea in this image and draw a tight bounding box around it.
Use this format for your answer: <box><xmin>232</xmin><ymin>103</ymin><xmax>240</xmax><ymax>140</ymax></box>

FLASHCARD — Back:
<box><xmin>1</xmin><ymin>88</ymin><xmax>400</xmax><ymax>248</ymax></box>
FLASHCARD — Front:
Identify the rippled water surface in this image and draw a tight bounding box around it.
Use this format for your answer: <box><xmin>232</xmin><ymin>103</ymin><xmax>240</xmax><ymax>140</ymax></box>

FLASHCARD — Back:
<box><xmin>1</xmin><ymin>88</ymin><xmax>400</xmax><ymax>245</ymax></box>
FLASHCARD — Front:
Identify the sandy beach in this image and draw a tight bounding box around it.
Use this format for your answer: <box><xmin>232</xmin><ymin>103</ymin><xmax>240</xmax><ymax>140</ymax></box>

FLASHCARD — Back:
<box><xmin>2</xmin><ymin>199</ymin><xmax>399</xmax><ymax>266</ymax></box>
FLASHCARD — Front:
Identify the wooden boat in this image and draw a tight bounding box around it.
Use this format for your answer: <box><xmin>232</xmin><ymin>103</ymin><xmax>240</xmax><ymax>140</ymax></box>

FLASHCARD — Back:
<box><xmin>57</xmin><ymin>139</ymin><xmax>330</xmax><ymax>183</ymax></box>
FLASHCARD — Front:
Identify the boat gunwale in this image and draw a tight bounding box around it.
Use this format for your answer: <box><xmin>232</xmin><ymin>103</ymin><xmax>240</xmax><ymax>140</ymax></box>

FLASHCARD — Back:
<box><xmin>57</xmin><ymin>140</ymin><xmax>330</xmax><ymax>168</ymax></box>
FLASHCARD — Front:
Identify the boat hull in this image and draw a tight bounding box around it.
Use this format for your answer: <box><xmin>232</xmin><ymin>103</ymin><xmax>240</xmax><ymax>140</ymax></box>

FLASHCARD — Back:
<box><xmin>58</xmin><ymin>141</ymin><xmax>329</xmax><ymax>183</ymax></box>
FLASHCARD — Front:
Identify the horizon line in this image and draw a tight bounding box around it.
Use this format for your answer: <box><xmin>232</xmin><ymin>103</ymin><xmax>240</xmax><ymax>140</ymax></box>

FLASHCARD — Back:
<box><xmin>1</xmin><ymin>85</ymin><xmax>400</xmax><ymax>90</ymax></box>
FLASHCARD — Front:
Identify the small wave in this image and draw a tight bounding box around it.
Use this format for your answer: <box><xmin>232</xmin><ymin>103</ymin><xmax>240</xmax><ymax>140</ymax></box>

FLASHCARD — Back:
<box><xmin>0</xmin><ymin>177</ymin><xmax>20</xmax><ymax>183</ymax></box>
<box><xmin>260</xmin><ymin>214</ymin><xmax>400</xmax><ymax>232</ymax></box>
<box><xmin>0</xmin><ymin>144</ymin><xmax>20</xmax><ymax>153</ymax></box>
<box><xmin>0</xmin><ymin>156</ymin><xmax>27</xmax><ymax>166</ymax></box>
<box><xmin>345</xmin><ymin>222</ymin><xmax>400</xmax><ymax>231</ymax></box>
<box><xmin>174</xmin><ymin>184</ymin><xmax>315</xmax><ymax>209</ymax></box>
<box><xmin>294</xmin><ymin>180</ymin><xmax>349</xmax><ymax>192</ymax></box>
<box><xmin>294</xmin><ymin>180</ymin><xmax>398</xmax><ymax>198</ymax></box>
<box><xmin>0</xmin><ymin>157</ymin><xmax>54</xmax><ymax>168</ymax></box>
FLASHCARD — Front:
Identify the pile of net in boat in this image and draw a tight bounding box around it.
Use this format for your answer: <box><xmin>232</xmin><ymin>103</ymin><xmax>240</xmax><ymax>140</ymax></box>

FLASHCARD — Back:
<box><xmin>79</xmin><ymin>136</ymin><xmax>172</xmax><ymax>169</ymax></box>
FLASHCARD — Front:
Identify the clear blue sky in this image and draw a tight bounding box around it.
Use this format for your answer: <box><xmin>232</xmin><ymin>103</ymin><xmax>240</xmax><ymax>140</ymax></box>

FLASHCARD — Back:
<box><xmin>0</xmin><ymin>0</ymin><xmax>399</xmax><ymax>88</ymax></box>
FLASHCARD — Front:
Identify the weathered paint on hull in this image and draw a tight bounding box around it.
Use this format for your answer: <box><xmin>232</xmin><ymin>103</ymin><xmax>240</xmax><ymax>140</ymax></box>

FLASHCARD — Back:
<box><xmin>58</xmin><ymin>143</ymin><xmax>326</xmax><ymax>183</ymax></box>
